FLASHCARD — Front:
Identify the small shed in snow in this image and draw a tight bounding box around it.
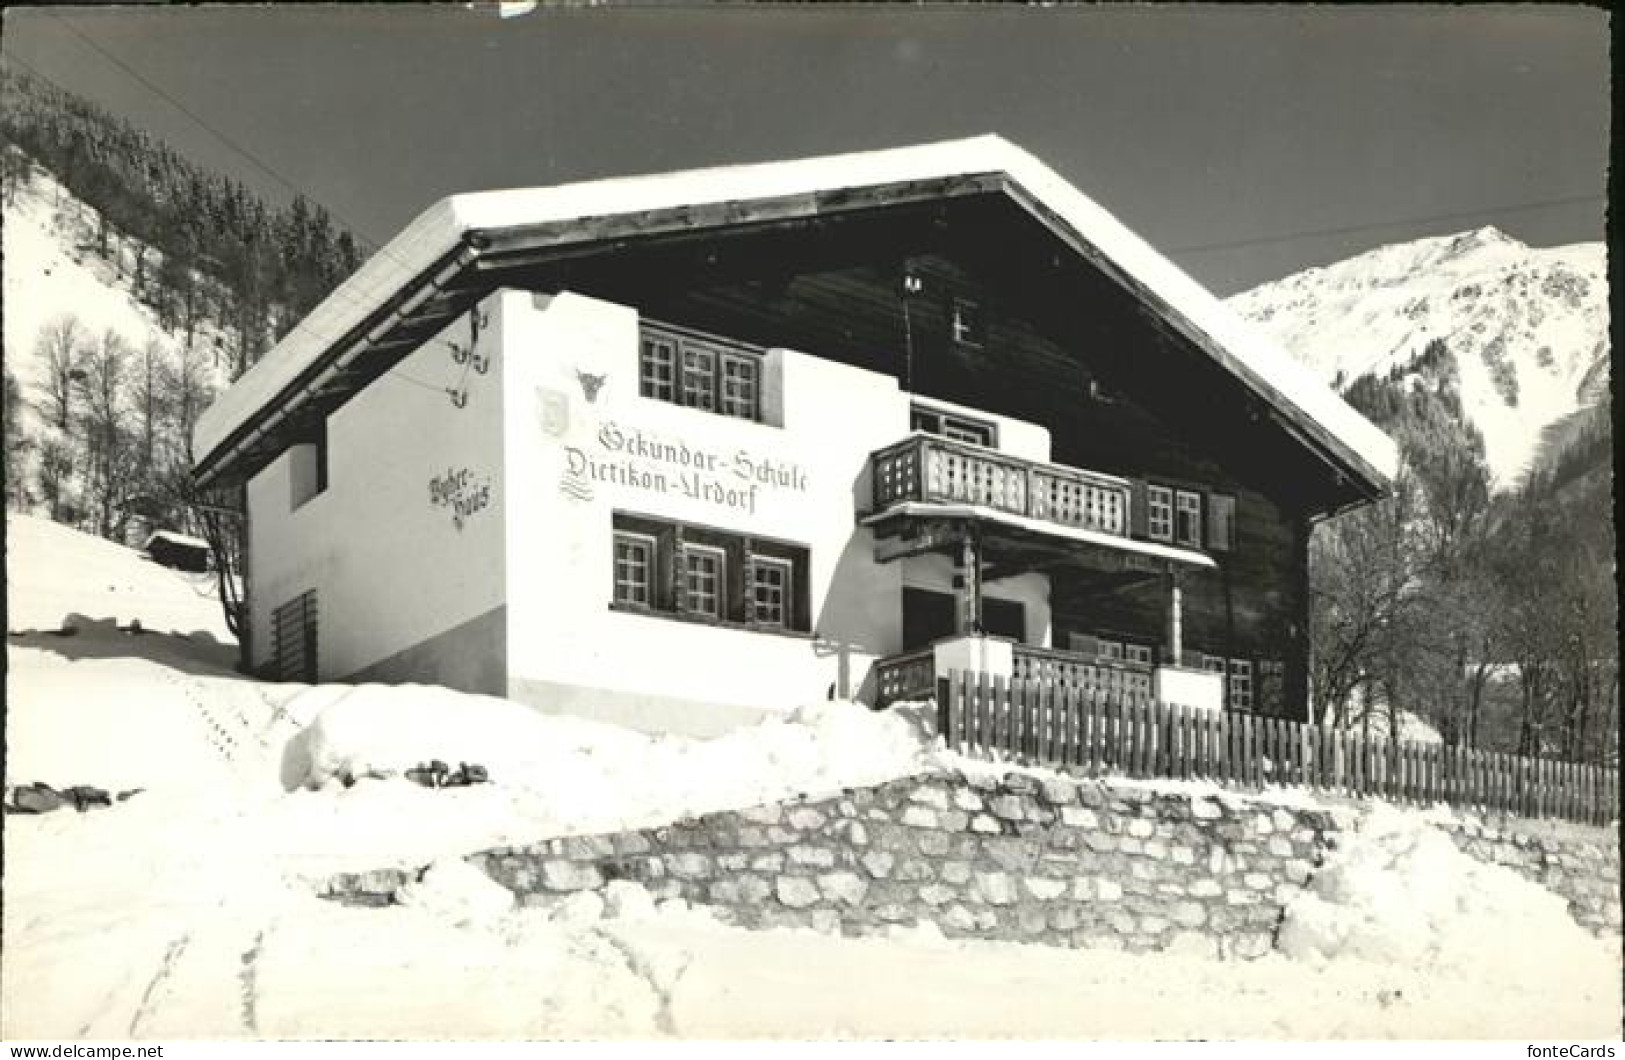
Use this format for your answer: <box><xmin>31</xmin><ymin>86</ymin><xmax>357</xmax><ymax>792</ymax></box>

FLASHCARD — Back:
<box><xmin>144</xmin><ymin>530</ymin><xmax>212</xmax><ymax>573</ymax></box>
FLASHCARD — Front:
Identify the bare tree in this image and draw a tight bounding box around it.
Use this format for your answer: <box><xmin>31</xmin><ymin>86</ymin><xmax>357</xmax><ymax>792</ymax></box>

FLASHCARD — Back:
<box><xmin>3</xmin><ymin>366</ymin><xmax>32</xmax><ymax>510</ymax></box>
<box><xmin>35</xmin><ymin>314</ymin><xmax>85</xmax><ymax>432</ymax></box>
<box><xmin>1308</xmin><ymin>467</ymin><xmax>1420</xmax><ymax>728</ymax></box>
<box><xmin>36</xmin><ymin>436</ymin><xmax>76</xmax><ymax>523</ymax></box>
<box><xmin>158</xmin><ymin>339</ymin><xmax>214</xmax><ymax>454</ymax></box>
<box><xmin>75</xmin><ymin>329</ymin><xmax>134</xmax><ymax>538</ymax></box>
<box><xmin>133</xmin><ymin>339</ymin><xmax>164</xmax><ymax>480</ymax></box>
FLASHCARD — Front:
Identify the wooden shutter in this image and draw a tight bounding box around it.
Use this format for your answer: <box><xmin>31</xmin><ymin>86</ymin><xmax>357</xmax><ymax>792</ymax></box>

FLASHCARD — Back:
<box><xmin>738</xmin><ymin>542</ymin><xmax>756</xmax><ymax>625</ymax></box>
<box><xmin>272</xmin><ymin>590</ymin><xmax>318</xmax><ymax>683</ymax></box>
<box><xmin>667</xmin><ymin>526</ymin><xmax>686</xmax><ymax>615</ymax></box>
<box><xmin>1207</xmin><ymin>493</ymin><xmax>1235</xmax><ymax>552</ymax></box>
<box><xmin>1129</xmin><ymin>480</ymin><xmax>1149</xmax><ymax>538</ymax></box>
<box><xmin>792</xmin><ymin>548</ymin><xmax>811</xmax><ymax>633</ymax></box>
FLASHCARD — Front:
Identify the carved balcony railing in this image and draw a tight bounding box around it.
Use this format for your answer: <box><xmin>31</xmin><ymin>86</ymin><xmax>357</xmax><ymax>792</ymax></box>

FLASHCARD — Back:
<box><xmin>869</xmin><ymin>434</ymin><xmax>1131</xmax><ymax>537</ymax></box>
<box><xmin>1010</xmin><ymin>644</ymin><xmax>1155</xmax><ymax>699</ymax></box>
<box><xmin>872</xmin><ymin>641</ymin><xmax>1155</xmax><ymax>707</ymax></box>
<box><xmin>873</xmin><ymin>648</ymin><xmax>938</xmax><ymax>706</ymax></box>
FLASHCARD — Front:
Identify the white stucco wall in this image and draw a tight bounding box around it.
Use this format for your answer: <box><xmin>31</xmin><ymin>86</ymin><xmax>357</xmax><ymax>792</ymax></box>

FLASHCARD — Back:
<box><xmin>493</xmin><ymin>289</ymin><xmax>1056</xmax><ymax>735</ymax></box>
<box><xmin>496</xmin><ymin>290</ymin><xmax>896</xmax><ymax>733</ymax></box>
<box><xmin>245</xmin><ymin>298</ymin><xmax>508</xmax><ymax>682</ymax></box>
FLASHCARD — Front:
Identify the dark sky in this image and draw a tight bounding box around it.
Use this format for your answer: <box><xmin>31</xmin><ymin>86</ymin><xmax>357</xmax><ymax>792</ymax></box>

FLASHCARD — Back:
<box><xmin>2</xmin><ymin>4</ymin><xmax>1609</xmax><ymax>294</ymax></box>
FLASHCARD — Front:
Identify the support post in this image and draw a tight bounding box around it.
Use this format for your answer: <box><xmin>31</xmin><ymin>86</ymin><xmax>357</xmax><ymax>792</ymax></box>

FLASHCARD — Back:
<box><xmin>958</xmin><ymin>526</ymin><xmax>984</xmax><ymax>634</ymax></box>
<box><xmin>1165</xmin><ymin>567</ymin><xmax>1183</xmax><ymax>665</ymax></box>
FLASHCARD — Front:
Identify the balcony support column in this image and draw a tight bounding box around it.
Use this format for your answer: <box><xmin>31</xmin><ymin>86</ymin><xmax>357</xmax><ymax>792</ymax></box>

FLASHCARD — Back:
<box><xmin>1165</xmin><ymin>568</ymin><xmax>1184</xmax><ymax>665</ymax></box>
<box><xmin>958</xmin><ymin>526</ymin><xmax>984</xmax><ymax>635</ymax></box>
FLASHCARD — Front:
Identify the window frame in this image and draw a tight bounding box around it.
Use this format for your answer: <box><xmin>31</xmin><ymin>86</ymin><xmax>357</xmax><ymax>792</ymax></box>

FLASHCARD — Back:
<box><xmin>681</xmin><ymin>542</ymin><xmax>727</xmax><ymax>620</ymax></box>
<box><xmin>909</xmin><ymin>403</ymin><xmax>998</xmax><ymax>448</ymax></box>
<box><xmin>638</xmin><ymin>322</ymin><xmax>764</xmax><ymax>422</ymax></box>
<box><xmin>749</xmin><ymin>554</ymin><xmax>793</xmax><ymax>630</ymax></box>
<box><xmin>638</xmin><ymin>336</ymin><xmax>677</xmax><ymax>403</ymax></box>
<box><xmin>679</xmin><ymin>343</ymin><xmax>719</xmax><ymax>413</ymax></box>
<box><xmin>610</xmin><ymin>513</ymin><xmax>810</xmax><ymax>635</ymax></box>
<box><xmin>1228</xmin><ymin>658</ymin><xmax>1254</xmax><ymax>712</ymax></box>
<box><xmin>1146</xmin><ymin>485</ymin><xmax>1174</xmax><ymax>542</ymax></box>
<box><xmin>611</xmin><ymin>531</ymin><xmax>657</xmax><ymax>609</ymax></box>
<box><xmin>1174</xmin><ymin>489</ymin><xmax>1203</xmax><ymax>548</ymax></box>
<box><xmin>718</xmin><ymin>351</ymin><xmax>759</xmax><ymax>421</ymax></box>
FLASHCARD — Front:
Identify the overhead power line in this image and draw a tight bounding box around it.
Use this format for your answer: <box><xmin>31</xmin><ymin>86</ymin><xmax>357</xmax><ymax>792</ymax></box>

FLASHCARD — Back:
<box><xmin>1169</xmin><ymin>192</ymin><xmax>1604</xmax><ymax>257</ymax></box>
<box><xmin>3</xmin><ymin>43</ymin><xmax>456</xmax><ymax>398</ymax></box>
<box><xmin>41</xmin><ymin>10</ymin><xmax>382</xmax><ymax>253</ymax></box>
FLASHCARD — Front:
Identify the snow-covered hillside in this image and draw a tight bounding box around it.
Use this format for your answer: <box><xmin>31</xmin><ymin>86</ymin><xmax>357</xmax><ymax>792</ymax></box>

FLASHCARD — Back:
<box><xmin>2</xmin><ymin>152</ymin><xmax>234</xmax><ymax>514</ymax></box>
<box><xmin>1228</xmin><ymin>227</ymin><xmax>1608</xmax><ymax>489</ymax></box>
<box><xmin>6</xmin><ymin>511</ymin><xmax>1620</xmax><ymax>1039</ymax></box>
<box><xmin>3</xmin><ymin>154</ymin><xmax>231</xmax><ymax>395</ymax></box>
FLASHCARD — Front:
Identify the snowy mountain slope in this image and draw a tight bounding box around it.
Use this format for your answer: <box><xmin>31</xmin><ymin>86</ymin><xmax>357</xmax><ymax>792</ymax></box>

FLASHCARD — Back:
<box><xmin>1227</xmin><ymin>227</ymin><xmax>1608</xmax><ymax>489</ymax></box>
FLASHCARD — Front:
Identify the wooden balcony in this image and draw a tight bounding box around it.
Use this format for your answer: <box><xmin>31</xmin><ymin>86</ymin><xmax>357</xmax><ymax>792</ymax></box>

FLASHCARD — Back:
<box><xmin>868</xmin><ymin>434</ymin><xmax>1131</xmax><ymax>538</ymax></box>
<box><xmin>874</xmin><ymin>639</ymin><xmax>1154</xmax><ymax>707</ymax></box>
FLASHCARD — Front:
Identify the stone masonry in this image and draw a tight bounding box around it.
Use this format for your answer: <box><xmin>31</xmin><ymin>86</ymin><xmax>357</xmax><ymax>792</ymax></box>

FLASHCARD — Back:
<box><xmin>328</xmin><ymin>769</ymin><xmax>1621</xmax><ymax>953</ymax></box>
<box><xmin>470</xmin><ymin>770</ymin><xmax>1337</xmax><ymax>959</ymax></box>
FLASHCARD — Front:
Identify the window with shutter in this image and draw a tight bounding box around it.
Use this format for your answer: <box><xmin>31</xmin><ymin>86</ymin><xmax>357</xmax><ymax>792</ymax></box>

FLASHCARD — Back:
<box><xmin>682</xmin><ymin>545</ymin><xmax>725</xmax><ymax>619</ymax></box>
<box><xmin>612</xmin><ymin>532</ymin><xmax>656</xmax><ymax>608</ymax></box>
<box><xmin>610</xmin><ymin>513</ymin><xmax>809</xmax><ymax>633</ymax></box>
<box><xmin>750</xmin><ymin>556</ymin><xmax>792</xmax><ymax>629</ymax></box>
<box><xmin>1147</xmin><ymin>486</ymin><xmax>1174</xmax><ymax>542</ymax></box>
<box><xmin>638</xmin><ymin>322</ymin><xmax>763</xmax><ymax>422</ymax></box>
<box><xmin>1129</xmin><ymin>481</ymin><xmax>1149</xmax><ymax>538</ymax></box>
<box><xmin>1175</xmin><ymin>490</ymin><xmax>1202</xmax><ymax>547</ymax></box>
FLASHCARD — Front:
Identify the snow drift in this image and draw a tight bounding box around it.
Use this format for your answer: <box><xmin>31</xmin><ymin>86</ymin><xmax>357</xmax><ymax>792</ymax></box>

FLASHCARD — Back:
<box><xmin>1279</xmin><ymin>805</ymin><xmax>1618</xmax><ymax>987</ymax></box>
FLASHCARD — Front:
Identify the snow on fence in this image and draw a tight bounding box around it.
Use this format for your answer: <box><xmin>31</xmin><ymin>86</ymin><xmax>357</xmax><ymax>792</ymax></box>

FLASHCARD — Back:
<box><xmin>936</xmin><ymin>670</ymin><xmax>1620</xmax><ymax>827</ymax></box>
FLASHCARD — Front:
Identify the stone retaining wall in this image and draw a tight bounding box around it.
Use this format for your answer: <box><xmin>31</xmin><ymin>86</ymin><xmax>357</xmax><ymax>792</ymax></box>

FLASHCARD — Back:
<box><xmin>327</xmin><ymin>768</ymin><xmax>1621</xmax><ymax>952</ymax></box>
<box><xmin>471</xmin><ymin>770</ymin><xmax>1339</xmax><ymax>959</ymax></box>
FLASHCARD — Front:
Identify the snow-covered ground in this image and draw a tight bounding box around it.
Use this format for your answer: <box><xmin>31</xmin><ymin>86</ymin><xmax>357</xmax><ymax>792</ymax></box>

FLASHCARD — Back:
<box><xmin>4</xmin><ymin>513</ymin><xmax>1619</xmax><ymax>1039</ymax></box>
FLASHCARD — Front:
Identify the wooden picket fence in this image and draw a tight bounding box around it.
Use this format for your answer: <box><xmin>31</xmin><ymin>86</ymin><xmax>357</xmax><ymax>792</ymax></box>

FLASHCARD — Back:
<box><xmin>936</xmin><ymin>670</ymin><xmax>1620</xmax><ymax>827</ymax></box>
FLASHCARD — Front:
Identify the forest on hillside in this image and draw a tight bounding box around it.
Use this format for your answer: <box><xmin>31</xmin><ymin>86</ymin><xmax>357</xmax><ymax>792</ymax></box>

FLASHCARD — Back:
<box><xmin>1311</xmin><ymin>338</ymin><xmax>1617</xmax><ymax>765</ymax></box>
<box><xmin>1</xmin><ymin>67</ymin><xmax>365</xmax><ymax>376</ymax></box>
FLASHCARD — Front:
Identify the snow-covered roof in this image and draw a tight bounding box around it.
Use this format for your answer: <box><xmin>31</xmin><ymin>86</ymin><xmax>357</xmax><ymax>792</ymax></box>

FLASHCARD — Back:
<box><xmin>194</xmin><ymin>135</ymin><xmax>1398</xmax><ymax>494</ymax></box>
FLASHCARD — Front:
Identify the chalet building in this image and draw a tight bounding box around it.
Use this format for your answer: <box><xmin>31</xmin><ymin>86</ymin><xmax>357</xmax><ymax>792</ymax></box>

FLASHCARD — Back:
<box><xmin>193</xmin><ymin>136</ymin><xmax>1397</xmax><ymax>737</ymax></box>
